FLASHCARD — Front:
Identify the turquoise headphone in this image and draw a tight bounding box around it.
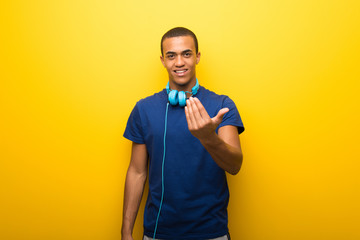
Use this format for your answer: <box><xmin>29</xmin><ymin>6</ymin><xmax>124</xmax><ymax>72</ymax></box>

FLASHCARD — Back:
<box><xmin>166</xmin><ymin>78</ymin><xmax>199</xmax><ymax>107</ymax></box>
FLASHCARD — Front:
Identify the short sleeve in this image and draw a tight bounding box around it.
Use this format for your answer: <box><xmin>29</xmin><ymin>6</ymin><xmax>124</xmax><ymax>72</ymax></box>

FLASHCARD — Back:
<box><xmin>123</xmin><ymin>103</ymin><xmax>145</xmax><ymax>144</ymax></box>
<box><xmin>218</xmin><ymin>97</ymin><xmax>245</xmax><ymax>134</ymax></box>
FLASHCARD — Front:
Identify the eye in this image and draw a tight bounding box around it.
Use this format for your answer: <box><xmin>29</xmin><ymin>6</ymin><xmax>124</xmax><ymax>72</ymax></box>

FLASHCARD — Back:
<box><xmin>167</xmin><ymin>54</ymin><xmax>175</xmax><ymax>59</ymax></box>
<box><xmin>184</xmin><ymin>52</ymin><xmax>192</xmax><ymax>57</ymax></box>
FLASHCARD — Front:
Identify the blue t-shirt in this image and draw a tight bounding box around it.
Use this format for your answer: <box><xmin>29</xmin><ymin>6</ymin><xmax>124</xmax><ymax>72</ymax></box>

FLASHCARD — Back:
<box><xmin>124</xmin><ymin>86</ymin><xmax>245</xmax><ymax>240</ymax></box>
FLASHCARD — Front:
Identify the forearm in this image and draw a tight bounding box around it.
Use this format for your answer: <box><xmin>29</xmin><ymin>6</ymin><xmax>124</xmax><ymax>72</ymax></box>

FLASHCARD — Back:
<box><xmin>200</xmin><ymin>133</ymin><xmax>243</xmax><ymax>175</ymax></box>
<box><xmin>121</xmin><ymin>167</ymin><xmax>147</xmax><ymax>237</ymax></box>
<box><xmin>184</xmin><ymin>97</ymin><xmax>243</xmax><ymax>174</ymax></box>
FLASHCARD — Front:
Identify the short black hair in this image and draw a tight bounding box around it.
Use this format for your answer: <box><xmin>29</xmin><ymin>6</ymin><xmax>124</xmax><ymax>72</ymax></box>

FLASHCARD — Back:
<box><xmin>161</xmin><ymin>27</ymin><xmax>198</xmax><ymax>56</ymax></box>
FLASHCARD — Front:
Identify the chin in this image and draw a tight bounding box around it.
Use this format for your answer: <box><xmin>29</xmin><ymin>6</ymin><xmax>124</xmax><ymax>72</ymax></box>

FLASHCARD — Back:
<box><xmin>176</xmin><ymin>80</ymin><xmax>190</xmax><ymax>86</ymax></box>
<box><xmin>172</xmin><ymin>77</ymin><xmax>193</xmax><ymax>86</ymax></box>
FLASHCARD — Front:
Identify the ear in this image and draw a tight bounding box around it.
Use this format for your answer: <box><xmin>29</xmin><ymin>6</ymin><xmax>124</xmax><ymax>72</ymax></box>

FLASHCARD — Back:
<box><xmin>160</xmin><ymin>55</ymin><xmax>165</xmax><ymax>67</ymax></box>
<box><xmin>196</xmin><ymin>52</ymin><xmax>201</xmax><ymax>64</ymax></box>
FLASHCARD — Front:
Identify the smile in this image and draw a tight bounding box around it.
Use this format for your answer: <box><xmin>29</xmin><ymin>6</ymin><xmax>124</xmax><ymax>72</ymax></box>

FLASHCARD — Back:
<box><xmin>174</xmin><ymin>69</ymin><xmax>188</xmax><ymax>76</ymax></box>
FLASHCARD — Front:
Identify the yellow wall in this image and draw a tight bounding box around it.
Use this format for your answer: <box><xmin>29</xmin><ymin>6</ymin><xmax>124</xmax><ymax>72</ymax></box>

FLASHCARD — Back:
<box><xmin>1</xmin><ymin>1</ymin><xmax>359</xmax><ymax>239</ymax></box>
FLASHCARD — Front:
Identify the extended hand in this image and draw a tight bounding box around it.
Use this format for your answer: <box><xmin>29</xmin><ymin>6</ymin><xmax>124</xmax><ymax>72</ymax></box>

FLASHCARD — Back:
<box><xmin>184</xmin><ymin>97</ymin><xmax>229</xmax><ymax>141</ymax></box>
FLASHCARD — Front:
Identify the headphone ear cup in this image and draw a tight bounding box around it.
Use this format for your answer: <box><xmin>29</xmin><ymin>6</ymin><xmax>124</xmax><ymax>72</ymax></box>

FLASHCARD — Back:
<box><xmin>168</xmin><ymin>90</ymin><xmax>178</xmax><ymax>105</ymax></box>
<box><xmin>178</xmin><ymin>91</ymin><xmax>187</xmax><ymax>107</ymax></box>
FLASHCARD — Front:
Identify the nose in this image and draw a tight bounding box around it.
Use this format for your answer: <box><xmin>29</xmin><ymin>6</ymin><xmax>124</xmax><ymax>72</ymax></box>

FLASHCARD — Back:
<box><xmin>175</xmin><ymin>55</ymin><xmax>185</xmax><ymax>67</ymax></box>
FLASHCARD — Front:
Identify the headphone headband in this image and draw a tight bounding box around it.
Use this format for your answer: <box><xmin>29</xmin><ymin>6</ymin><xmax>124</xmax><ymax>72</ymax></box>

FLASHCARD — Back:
<box><xmin>166</xmin><ymin>78</ymin><xmax>199</xmax><ymax>95</ymax></box>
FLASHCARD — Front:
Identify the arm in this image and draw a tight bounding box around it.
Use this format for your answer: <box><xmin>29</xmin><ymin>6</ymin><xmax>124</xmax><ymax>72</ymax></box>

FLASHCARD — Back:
<box><xmin>121</xmin><ymin>142</ymin><xmax>148</xmax><ymax>240</ymax></box>
<box><xmin>185</xmin><ymin>97</ymin><xmax>243</xmax><ymax>175</ymax></box>
<box><xmin>201</xmin><ymin>125</ymin><xmax>243</xmax><ymax>175</ymax></box>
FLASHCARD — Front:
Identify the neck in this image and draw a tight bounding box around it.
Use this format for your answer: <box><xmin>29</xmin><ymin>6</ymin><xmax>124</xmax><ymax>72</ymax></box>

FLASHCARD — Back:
<box><xmin>169</xmin><ymin>77</ymin><xmax>197</xmax><ymax>92</ymax></box>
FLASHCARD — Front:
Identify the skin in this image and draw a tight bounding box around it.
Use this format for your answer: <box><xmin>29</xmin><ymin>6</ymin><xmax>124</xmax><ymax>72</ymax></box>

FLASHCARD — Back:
<box><xmin>160</xmin><ymin>35</ymin><xmax>200</xmax><ymax>92</ymax></box>
<box><xmin>121</xmin><ymin>35</ymin><xmax>243</xmax><ymax>240</ymax></box>
<box><xmin>121</xmin><ymin>142</ymin><xmax>147</xmax><ymax>240</ymax></box>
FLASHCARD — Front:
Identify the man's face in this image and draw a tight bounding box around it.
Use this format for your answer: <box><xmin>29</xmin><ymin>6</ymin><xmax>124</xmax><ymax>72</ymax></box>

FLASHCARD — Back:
<box><xmin>160</xmin><ymin>36</ymin><xmax>201</xmax><ymax>88</ymax></box>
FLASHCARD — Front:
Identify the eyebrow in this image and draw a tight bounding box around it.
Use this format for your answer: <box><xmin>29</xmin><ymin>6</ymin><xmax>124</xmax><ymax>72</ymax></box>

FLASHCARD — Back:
<box><xmin>165</xmin><ymin>49</ymin><xmax>193</xmax><ymax>55</ymax></box>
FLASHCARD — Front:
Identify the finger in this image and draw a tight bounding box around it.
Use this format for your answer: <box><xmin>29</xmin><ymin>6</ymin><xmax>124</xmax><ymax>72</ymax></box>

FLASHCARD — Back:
<box><xmin>189</xmin><ymin>97</ymin><xmax>204</xmax><ymax>124</ymax></box>
<box><xmin>184</xmin><ymin>106</ymin><xmax>193</xmax><ymax>129</ymax></box>
<box><xmin>193</xmin><ymin>97</ymin><xmax>210</xmax><ymax>120</ymax></box>
<box><xmin>186</xmin><ymin>99</ymin><xmax>198</xmax><ymax>129</ymax></box>
<box><xmin>212</xmin><ymin>108</ymin><xmax>229</xmax><ymax>125</ymax></box>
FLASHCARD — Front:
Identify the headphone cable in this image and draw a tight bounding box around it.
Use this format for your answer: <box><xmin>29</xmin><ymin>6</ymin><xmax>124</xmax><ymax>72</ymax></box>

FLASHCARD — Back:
<box><xmin>153</xmin><ymin>102</ymin><xmax>169</xmax><ymax>239</ymax></box>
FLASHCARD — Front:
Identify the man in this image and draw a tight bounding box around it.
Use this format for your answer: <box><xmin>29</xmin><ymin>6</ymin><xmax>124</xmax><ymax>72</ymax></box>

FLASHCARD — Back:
<box><xmin>121</xmin><ymin>27</ymin><xmax>245</xmax><ymax>240</ymax></box>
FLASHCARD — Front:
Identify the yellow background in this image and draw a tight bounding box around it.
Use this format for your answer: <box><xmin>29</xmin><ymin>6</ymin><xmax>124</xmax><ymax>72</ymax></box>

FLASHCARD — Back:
<box><xmin>1</xmin><ymin>0</ymin><xmax>359</xmax><ymax>239</ymax></box>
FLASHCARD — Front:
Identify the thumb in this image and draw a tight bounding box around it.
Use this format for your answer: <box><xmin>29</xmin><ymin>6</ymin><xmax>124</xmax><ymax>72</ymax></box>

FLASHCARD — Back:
<box><xmin>212</xmin><ymin>108</ymin><xmax>229</xmax><ymax>125</ymax></box>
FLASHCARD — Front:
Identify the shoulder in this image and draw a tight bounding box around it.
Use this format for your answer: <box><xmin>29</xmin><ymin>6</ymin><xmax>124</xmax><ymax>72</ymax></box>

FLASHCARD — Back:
<box><xmin>136</xmin><ymin>89</ymin><xmax>167</xmax><ymax>108</ymax></box>
<box><xmin>198</xmin><ymin>86</ymin><xmax>234</xmax><ymax>106</ymax></box>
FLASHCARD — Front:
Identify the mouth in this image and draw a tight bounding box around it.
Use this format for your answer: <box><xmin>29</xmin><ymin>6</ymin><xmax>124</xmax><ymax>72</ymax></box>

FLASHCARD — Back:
<box><xmin>173</xmin><ymin>69</ymin><xmax>188</xmax><ymax>76</ymax></box>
